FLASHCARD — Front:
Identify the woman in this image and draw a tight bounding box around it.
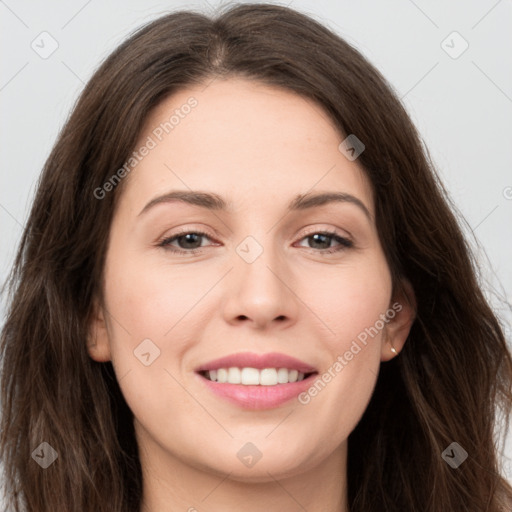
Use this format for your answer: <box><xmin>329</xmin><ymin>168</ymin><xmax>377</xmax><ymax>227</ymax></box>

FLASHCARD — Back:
<box><xmin>1</xmin><ymin>3</ymin><xmax>511</xmax><ymax>511</ymax></box>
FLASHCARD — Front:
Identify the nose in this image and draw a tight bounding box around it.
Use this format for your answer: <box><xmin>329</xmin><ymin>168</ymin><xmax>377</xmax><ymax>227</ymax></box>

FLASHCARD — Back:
<box><xmin>222</xmin><ymin>239</ymin><xmax>300</xmax><ymax>330</ymax></box>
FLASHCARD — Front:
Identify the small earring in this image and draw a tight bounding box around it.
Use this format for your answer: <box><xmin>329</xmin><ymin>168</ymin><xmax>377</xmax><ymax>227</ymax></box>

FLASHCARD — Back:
<box><xmin>390</xmin><ymin>346</ymin><xmax>398</xmax><ymax>355</ymax></box>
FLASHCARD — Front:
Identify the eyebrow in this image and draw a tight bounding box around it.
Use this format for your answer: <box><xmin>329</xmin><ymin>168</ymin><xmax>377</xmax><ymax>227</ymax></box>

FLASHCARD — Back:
<box><xmin>138</xmin><ymin>189</ymin><xmax>372</xmax><ymax>221</ymax></box>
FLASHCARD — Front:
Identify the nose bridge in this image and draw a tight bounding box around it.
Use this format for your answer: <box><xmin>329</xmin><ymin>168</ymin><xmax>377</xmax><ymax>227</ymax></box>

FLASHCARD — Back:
<box><xmin>225</xmin><ymin>229</ymin><xmax>298</xmax><ymax>326</ymax></box>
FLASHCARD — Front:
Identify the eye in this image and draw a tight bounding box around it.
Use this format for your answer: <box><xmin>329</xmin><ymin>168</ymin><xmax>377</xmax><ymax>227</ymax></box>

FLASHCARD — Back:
<box><xmin>296</xmin><ymin>229</ymin><xmax>353</xmax><ymax>254</ymax></box>
<box><xmin>158</xmin><ymin>230</ymin><xmax>215</xmax><ymax>255</ymax></box>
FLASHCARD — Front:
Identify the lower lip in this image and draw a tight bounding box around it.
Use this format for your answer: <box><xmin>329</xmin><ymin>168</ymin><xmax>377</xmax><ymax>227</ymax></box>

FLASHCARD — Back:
<box><xmin>196</xmin><ymin>372</ymin><xmax>317</xmax><ymax>410</ymax></box>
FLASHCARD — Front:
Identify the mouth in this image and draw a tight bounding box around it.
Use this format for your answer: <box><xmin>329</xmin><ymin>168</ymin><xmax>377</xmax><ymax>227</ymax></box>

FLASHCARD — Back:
<box><xmin>197</xmin><ymin>367</ymin><xmax>318</xmax><ymax>385</ymax></box>
<box><xmin>194</xmin><ymin>352</ymin><xmax>319</xmax><ymax>409</ymax></box>
<box><xmin>196</xmin><ymin>368</ymin><xmax>318</xmax><ymax>410</ymax></box>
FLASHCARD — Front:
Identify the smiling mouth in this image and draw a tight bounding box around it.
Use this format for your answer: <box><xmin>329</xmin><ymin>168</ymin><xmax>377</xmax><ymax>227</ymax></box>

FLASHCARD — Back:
<box><xmin>198</xmin><ymin>367</ymin><xmax>318</xmax><ymax>386</ymax></box>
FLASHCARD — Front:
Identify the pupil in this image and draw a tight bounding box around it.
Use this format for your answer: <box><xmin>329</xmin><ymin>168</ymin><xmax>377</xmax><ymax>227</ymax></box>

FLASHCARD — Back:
<box><xmin>181</xmin><ymin>233</ymin><xmax>201</xmax><ymax>249</ymax></box>
<box><xmin>310</xmin><ymin>233</ymin><xmax>329</xmax><ymax>249</ymax></box>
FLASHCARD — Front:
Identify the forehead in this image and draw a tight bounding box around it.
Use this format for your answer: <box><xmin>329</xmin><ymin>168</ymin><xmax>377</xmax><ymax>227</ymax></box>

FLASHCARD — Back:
<box><xmin>118</xmin><ymin>78</ymin><xmax>373</xmax><ymax>218</ymax></box>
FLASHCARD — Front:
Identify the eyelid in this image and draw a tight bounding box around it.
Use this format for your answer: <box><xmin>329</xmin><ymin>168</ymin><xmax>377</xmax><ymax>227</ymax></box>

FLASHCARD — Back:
<box><xmin>298</xmin><ymin>224</ymin><xmax>352</xmax><ymax>241</ymax></box>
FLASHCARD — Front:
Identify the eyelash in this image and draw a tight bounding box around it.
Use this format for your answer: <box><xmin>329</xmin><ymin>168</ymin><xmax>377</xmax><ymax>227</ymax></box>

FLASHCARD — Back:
<box><xmin>157</xmin><ymin>228</ymin><xmax>354</xmax><ymax>256</ymax></box>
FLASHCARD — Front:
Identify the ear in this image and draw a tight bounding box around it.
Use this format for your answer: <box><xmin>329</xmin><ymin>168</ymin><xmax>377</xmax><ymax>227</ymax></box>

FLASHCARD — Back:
<box><xmin>380</xmin><ymin>278</ymin><xmax>416</xmax><ymax>362</ymax></box>
<box><xmin>86</xmin><ymin>296</ymin><xmax>112</xmax><ymax>363</ymax></box>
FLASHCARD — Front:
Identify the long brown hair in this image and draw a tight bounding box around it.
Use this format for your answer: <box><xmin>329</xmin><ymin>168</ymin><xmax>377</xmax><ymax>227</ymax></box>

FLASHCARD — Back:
<box><xmin>1</xmin><ymin>3</ymin><xmax>511</xmax><ymax>511</ymax></box>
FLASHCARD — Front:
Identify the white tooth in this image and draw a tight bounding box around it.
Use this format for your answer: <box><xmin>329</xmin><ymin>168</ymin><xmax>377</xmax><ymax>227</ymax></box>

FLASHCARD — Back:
<box><xmin>277</xmin><ymin>368</ymin><xmax>289</xmax><ymax>384</ymax></box>
<box><xmin>207</xmin><ymin>367</ymin><xmax>308</xmax><ymax>385</ymax></box>
<box><xmin>288</xmin><ymin>369</ymin><xmax>299</xmax><ymax>383</ymax></box>
<box><xmin>241</xmin><ymin>367</ymin><xmax>260</xmax><ymax>385</ymax></box>
<box><xmin>227</xmin><ymin>367</ymin><xmax>241</xmax><ymax>384</ymax></box>
<box><xmin>217</xmin><ymin>368</ymin><xmax>228</xmax><ymax>383</ymax></box>
<box><xmin>260</xmin><ymin>368</ymin><xmax>278</xmax><ymax>386</ymax></box>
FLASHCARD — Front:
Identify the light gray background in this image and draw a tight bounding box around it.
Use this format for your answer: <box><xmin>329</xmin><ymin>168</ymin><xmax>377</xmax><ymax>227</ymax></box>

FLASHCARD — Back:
<box><xmin>1</xmin><ymin>0</ymin><xmax>511</xmax><ymax>487</ymax></box>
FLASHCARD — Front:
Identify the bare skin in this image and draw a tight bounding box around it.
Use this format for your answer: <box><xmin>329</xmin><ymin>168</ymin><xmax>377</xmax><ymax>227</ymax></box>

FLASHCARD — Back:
<box><xmin>88</xmin><ymin>77</ymin><xmax>415</xmax><ymax>512</ymax></box>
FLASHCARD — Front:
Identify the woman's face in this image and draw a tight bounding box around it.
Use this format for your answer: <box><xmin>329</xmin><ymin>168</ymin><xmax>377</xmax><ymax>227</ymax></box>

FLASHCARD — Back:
<box><xmin>88</xmin><ymin>78</ymin><xmax>414</xmax><ymax>482</ymax></box>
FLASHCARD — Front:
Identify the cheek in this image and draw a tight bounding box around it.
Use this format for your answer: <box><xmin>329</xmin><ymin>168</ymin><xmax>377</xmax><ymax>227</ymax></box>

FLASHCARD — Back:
<box><xmin>299</xmin><ymin>257</ymin><xmax>392</xmax><ymax>353</ymax></box>
<box><xmin>99</xmin><ymin>249</ymin><xmax>190</xmax><ymax>390</ymax></box>
<box><xmin>103</xmin><ymin>248</ymin><xmax>212</xmax><ymax>347</ymax></box>
<box><xmin>294</xmin><ymin>257</ymin><xmax>391</xmax><ymax>433</ymax></box>
<box><xmin>100</xmin><ymin>255</ymin><xmax>202</xmax><ymax>432</ymax></box>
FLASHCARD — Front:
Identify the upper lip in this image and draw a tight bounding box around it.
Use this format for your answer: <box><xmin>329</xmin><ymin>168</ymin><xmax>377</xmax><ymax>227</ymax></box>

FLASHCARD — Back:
<box><xmin>195</xmin><ymin>352</ymin><xmax>317</xmax><ymax>373</ymax></box>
